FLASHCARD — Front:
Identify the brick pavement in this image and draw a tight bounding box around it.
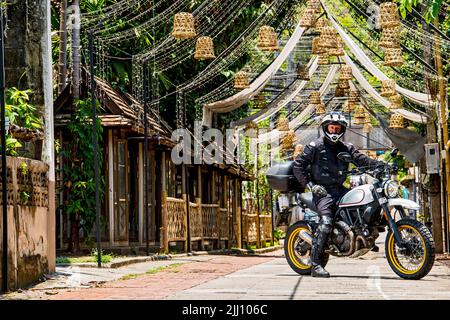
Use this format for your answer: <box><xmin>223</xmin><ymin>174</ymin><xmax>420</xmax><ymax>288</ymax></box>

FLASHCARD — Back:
<box><xmin>38</xmin><ymin>253</ymin><xmax>282</xmax><ymax>300</ymax></box>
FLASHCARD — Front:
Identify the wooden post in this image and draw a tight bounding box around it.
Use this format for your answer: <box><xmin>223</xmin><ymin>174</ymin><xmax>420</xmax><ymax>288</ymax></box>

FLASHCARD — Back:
<box><xmin>223</xmin><ymin>175</ymin><xmax>230</xmax><ymax>248</ymax></box>
<box><xmin>235</xmin><ymin>179</ymin><xmax>242</xmax><ymax>249</ymax></box>
<box><xmin>197</xmin><ymin>197</ymin><xmax>204</xmax><ymax>250</ymax></box>
<box><xmin>434</xmin><ymin>18</ymin><xmax>449</xmax><ymax>252</ymax></box>
<box><xmin>182</xmin><ymin>193</ymin><xmax>188</xmax><ymax>253</ymax></box>
<box><xmin>160</xmin><ymin>152</ymin><xmax>168</xmax><ymax>254</ymax></box>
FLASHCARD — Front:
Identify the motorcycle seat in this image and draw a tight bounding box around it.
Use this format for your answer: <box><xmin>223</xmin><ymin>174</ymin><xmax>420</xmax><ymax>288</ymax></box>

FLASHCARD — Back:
<box><xmin>299</xmin><ymin>192</ymin><xmax>318</xmax><ymax>212</ymax></box>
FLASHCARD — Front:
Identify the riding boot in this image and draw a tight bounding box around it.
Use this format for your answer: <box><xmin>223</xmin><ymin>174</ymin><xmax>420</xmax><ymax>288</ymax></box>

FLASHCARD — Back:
<box><xmin>311</xmin><ymin>225</ymin><xmax>331</xmax><ymax>278</ymax></box>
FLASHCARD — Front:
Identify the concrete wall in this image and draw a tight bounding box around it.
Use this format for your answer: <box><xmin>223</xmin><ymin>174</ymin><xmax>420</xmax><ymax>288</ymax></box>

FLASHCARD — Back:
<box><xmin>0</xmin><ymin>157</ymin><xmax>50</xmax><ymax>290</ymax></box>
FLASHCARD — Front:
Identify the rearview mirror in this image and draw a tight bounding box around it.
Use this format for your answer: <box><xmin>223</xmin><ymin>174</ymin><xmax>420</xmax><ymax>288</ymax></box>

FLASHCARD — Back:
<box><xmin>390</xmin><ymin>148</ymin><xmax>399</xmax><ymax>157</ymax></box>
<box><xmin>337</xmin><ymin>152</ymin><xmax>352</xmax><ymax>163</ymax></box>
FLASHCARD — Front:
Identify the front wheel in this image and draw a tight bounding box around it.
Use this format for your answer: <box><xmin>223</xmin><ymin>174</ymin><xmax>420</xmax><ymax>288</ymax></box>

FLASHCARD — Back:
<box><xmin>385</xmin><ymin>218</ymin><xmax>435</xmax><ymax>280</ymax></box>
<box><xmin>284</xmin><ymin>221</ymin><xmax>328</xmax><ymax>275</ymax></box>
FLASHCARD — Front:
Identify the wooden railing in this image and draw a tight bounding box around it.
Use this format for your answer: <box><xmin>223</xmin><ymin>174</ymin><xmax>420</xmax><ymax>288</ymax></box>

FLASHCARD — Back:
<box><xmin>166</xmin><ymin>197</ymin><xmax>186</xmax><ymax>242</ymax></box>
<box><xmin>202</xmin><ymin>204</ymin><xmax>219</xmax><ymax>239</ymax></box>
<box><xmin>218</xmin><ymin>208</ymin><xmax>229</xmax><ymax>240</ymax></box>
<box><xmin>242</xmin><ymin>198</ymin><xmax>273</xmax><ymax>246</ymax></box>
<box><xmin>189</xmin><ymin>201</ymin><xmax>202</xmax><ymax>240</ymax></box>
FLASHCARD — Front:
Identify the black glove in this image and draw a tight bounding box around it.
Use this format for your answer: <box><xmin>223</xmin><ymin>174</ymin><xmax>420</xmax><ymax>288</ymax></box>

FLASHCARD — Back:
<box><xmin>308</xmin><ymin>182</ymin><xmax>328</xmax><ymax>198</ymax></box>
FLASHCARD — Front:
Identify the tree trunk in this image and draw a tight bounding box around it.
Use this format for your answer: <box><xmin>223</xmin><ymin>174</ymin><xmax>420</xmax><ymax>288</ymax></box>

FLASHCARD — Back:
<box><xmin>67</xmin><ymin>213</ymin><xmax>81</xmax><ymax>253</ymax></box>
<box><xmin>71</xmin><ymin>0</ymin><xmax>81</xmax><ymax>99</ymax></box>
<box><xmin>58</xmin><ymin>0</ymin><xmax>68</xmax><ymax>95</ymax></box>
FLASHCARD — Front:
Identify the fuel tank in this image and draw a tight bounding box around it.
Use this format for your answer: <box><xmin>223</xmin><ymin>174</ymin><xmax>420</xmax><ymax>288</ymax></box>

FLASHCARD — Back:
<box><xmin>338</xmin><ymin>184</ymin><xmax>374</xmax><ymax>208</ymax></box>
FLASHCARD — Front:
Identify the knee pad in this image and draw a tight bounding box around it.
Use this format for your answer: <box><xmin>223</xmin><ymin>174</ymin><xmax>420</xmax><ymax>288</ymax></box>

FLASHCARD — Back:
<box><xmin>318</xmin><ymin>216</ymin><xmax>333</xmax><ymax>234</ymax></box>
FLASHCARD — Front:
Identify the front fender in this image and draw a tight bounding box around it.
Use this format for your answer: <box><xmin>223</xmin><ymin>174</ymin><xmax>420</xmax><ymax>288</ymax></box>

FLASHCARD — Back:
<box><xmin>388</xmin><ymin>198</ymin><xmax>420</xmax><ymax>210</ymax></box>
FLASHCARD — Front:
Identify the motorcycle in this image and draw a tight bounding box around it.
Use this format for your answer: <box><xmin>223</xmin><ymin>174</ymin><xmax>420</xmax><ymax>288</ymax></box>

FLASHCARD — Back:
<box><xmin>266</xmin><ymin>149</ymin><xmax>435</xmax><ymax>280</ymax></box>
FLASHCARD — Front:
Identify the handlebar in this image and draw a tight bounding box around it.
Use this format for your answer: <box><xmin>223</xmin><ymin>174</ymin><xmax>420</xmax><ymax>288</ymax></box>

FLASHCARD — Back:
<box><xmin>340</xmin><ymin>163</ymin><xmax>398</xmax><ymax>178</ymax></box>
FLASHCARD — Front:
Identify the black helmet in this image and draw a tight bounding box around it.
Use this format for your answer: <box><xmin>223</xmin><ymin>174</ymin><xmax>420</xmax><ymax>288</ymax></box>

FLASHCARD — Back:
<box><xmin>321</xmin><ymin>111</ymin><xmax>348</xmax><ymax>143</ymax></box>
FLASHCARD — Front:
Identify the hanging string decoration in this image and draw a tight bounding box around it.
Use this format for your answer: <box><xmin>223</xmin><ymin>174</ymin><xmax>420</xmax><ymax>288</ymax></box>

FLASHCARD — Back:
<box><xmin>300</xmin><ymin>8</ymin><xmax>316</xmax><ymax>27</ymax></box>
<box><xmin>335</xmin><ymin>86</ymin><xmax>349</xmax><ymax>97</ymax></box>
<box><xmin>315</xmin><ymin>18</ymin><xmax>328</xmax><ymax>33</ymax></box>
<box><xmin>384</xmin><ymin>47</ymin><xmax>404</xmax><ymax>66</ymax></box>
<box><xmin>307</xmin><ymin>0</ymin><xmax>322</xmax><ymax>13</ymax></box>
<box><xmin>380</xmin><ymin>79</ymin><xmax>397</xmax><ymax>97</ymax></box>
<box><xmin>389</xmin><ymin>113</ymin><xmax>405</xmax><ymax>129</ymax></box>
<box><xmin>389</xmin><ymin>93</ymin><xmax>403</xmax><ymax>109</ymax></box>
<box><xmin>252</xmin><ymin>93</ymin><xmax>267</xmax><ymax>109</ymax></box>
<box><xmin>312</xmin><ymin>37</ymin><xmax>326</xmax><ymax>54</ymax></box>
<box><xmin>308</xmin><ymin>91</ymin><xmax>325</xmax><ymax>114</ymax></box>
<box><xmin>339</xmin><ymin>65</ymin><xmax>353</xmax><ymax>81</ymax></box>
<box><xmin>353</xmin><ymin>106</ymin><xmax>366</xmax><ymax>124</ymax></box>
<box><xmin>172</xmin><ymin>12</ymin><xmax>196</xmax><ymax>39</ymax></box>
<box><xmin>277</xmin><ymin>116</ymin><xmax>290</xmax><ymax>131</ymax></box>
<box><xmin>379</xmin><ymin>2</ymin><xmax>401</xmax><ymax>28</ymax></box>
<box><xmin>342</xmin><ymin>100</ymin><xmax>355</xmax><ymax>113</ymax></box>
<box><xmin>338</xmin><ymin>79</ymin><xmax>350</xmax><ymax>89</ymax></box>
<box><xmin>329</xmin><ymin>38</ymin><xmax>345</xmax><ymax>56</ymax></box>
<box><xmin>194</xmin><ymin>36</ymin><xmax>216</xmax><ymax>60</ymax></box>
<box><xmin>319</xmin><ymin>26</ymin><xmax>338</xmax><ymax>48</ymax></box>
<box><xmin>280</xmin><ymin>130</ymin><xmax>297</xmax><ymax>153</ymax></box>
<box><xmin>318</xmin><ymin>54</ymin><xmax>330</xmax><ymax>65</ymax></box>
<box><xmin>258</xmin><ymin>26</ymin><xmax>279</xmax><ymax>51</ymax></box>
<box><xmin>234</xmin><ymin>70</ymin><xmax>250</xmax><ymax>89</ymax></box>
<box><xmin>379</xmin><ymin>26</ymin><xmax>401</xmax><ymax>48</ymax></box>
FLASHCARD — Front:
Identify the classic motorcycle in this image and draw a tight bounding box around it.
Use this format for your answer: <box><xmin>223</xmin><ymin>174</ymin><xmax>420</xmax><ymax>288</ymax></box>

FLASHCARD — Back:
<box><xmin>266</xmin><ymin>150</ymin><xmax>435</xmax><ymax>280</ymax></box>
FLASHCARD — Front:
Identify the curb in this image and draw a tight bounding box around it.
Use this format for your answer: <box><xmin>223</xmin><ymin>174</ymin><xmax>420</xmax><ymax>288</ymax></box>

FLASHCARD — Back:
<box><xmin>56</xmin><ymin>246</ymin><xmax>282</xmax><ymax>269</ymax></box>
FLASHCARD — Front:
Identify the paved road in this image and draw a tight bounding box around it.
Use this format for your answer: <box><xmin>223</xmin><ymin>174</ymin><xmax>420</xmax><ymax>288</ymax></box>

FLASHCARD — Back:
<box><xmin>2</xmin><ymin>237</ymin><xmax>449</xmax><ymax>300</ymax></box>
<box><xmin>168</xmin><ymin>242</ymin><xmax>450</xmax><ymax>300</ymax></box>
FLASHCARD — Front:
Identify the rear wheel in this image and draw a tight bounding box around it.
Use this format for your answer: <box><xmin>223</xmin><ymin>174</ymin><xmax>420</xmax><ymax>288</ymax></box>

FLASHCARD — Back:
<box><xmin>284</xmin><ymin>221</ymin><xmax>328</xmax><ymax>275</ymax></box>
<box><xmin>385</xmin><ymin>218</ymin><xmax>435</xmax><ymax>280</ymax></box>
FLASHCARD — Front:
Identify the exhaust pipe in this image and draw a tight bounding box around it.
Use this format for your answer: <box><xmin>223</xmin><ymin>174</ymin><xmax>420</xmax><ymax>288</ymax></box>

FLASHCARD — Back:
<box><xmin>298</xmin><ymin>229</ymin><xmax>313</xmax><ymax>245</ymax></box>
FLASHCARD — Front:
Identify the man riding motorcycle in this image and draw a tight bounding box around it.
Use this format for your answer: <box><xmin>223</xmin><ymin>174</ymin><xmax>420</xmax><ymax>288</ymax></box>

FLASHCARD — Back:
<box><xmin>292</xmin><ymin>111</ymin><xmax>386</xmax><ymax>278</ymax></box>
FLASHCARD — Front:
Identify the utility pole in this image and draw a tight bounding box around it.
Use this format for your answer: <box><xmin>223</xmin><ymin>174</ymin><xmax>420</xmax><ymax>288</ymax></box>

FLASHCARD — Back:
<box><xmin>434</xmin><ymin>18</ymin><xmax>449</xmax><ymax>253</ymax></box>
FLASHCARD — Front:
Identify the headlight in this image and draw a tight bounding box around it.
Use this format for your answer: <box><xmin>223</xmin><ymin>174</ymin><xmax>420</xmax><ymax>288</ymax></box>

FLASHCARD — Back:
<box><xmin>383</xmin><ymin>180</ymin><xmax>399</xmax><ymax>198</ymax></box>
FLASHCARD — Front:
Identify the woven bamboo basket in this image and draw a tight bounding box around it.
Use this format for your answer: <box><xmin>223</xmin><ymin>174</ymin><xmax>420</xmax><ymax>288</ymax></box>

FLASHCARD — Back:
<box><xmin>234</xmin><ymin>71</ymin><xmax>250</xmax><ymax>89</ymax></box>
<box><xmin>312</xmin><ymin>37</ymin><xmax>326</xmax><ymax>54</ymax></box>
<box><xmin>389</xmin><ymin>93</ymin><xmax>403</xmax><ymax>109</ymax></box>
<box><xmin>362</xmin><ymin>122</ymin><xmax>373</xmax><ymax>133</ymax></box>
<box><xmin>338</xmin><ymin>79</ymin><xmax>350</xmax><ymax>89</ymax></box>
<box><xmin>384</xmin><ymin>47</ymin><xmax>404</xmax><ymax>67</ymax></box>
<box><xmin>281</xmin><ymin>130</ymin><xmax>297</xmax><ymax>152</ymax></box>
<box><xmin>309</xmin><ymin>91</ymin><xmax>321</xmax><ymax>104</ymax></box>
<box><xmin>363</xmin><ymin>113</ymin><xmax>371</xmax><ymax>124</ymax></box>
<box><xmin>379</xmin><ymin>26</ymin><xmax>401</xmax><ymax>48</ymax></box>
<box><xmin>340</xmin><ymin>65</ymin><xmax>353</xmax><ymax>81</ymax></box>
<box><xmin>258</xmin><ymin>26</ymin><xmax>279</xmax><ymax>51</ymax></box>
<box><xmin>353</xmin><ymin>106</ymin><xmax>366</xmax><ymax>124</ymax></box>
<box><xmin>342</xmin><ymin>101</ymin><xmax>356</xmax><ymax>113</ymax></box>
<box><xmin>315</xmin><ymin>18</ymin><xmax>328</xmax><ymax>33</ymax></box>
<box><xmin>307</xmin><ymin>0</ymin><xmax>322</xmax><ymax>13</ymax></box>
<box><xmin>381</xmin><ymin>79</ymin><xmax>397</xmax><ymax>97</ymax></box>
<box><xmin>277</xmin><ymin>117</ymin><xmax>290</xmax><ymax>131</ymax></box>
<box><xmin>335</xmin><ymin>86</ymin><xmax>349</xmax><ymax>97</ymax></box>
<box><xmin>379</xmin><ymin>2</ymin><xmax>401</xmax><ymax>28</ymax></box>
<box><xmin>194</xmin><ymin>36</ymin><xmax>215</xmax><ymax>60</ymax></box>
<box><xmin>300</xmin><ymin>9</ymin><xmax>316</xmax><ymax>28</ymax></box>
<box><xmin>315</xmin><ymin>103</ymin><xmax>326</xmax><ymax>114</ymax></box>
<box><xmin>320</xmin><ymin>26</ymin><xmax>337</xmax><ymax>48</ymax></box>
<box><xmin>318</xmin><ymin>54</ymin><xmax>329</xmax><ymax>65</ymax></box>
<box><xmin>348</xmin><ymin>90</ymin><xmax>359</xmax><ymax>103</ymax></box>
<box><xmin>329</xmin><ymin>39</ymin><xmax>345</xmax><ymax>56</ymax></box>
<box><xmin>389</xmin><ymin>113</ymin><xmax>404</xmax><ymax>129</ymax></box>
<box><xmin>297</xmin><ymin>64</ymin><xmax>310</xmax><ymax>80</ymax></box>
<box><xmin>172</xmin><ymin>12</ymin><xmax>196</xmax><ymax>39</ymax></box>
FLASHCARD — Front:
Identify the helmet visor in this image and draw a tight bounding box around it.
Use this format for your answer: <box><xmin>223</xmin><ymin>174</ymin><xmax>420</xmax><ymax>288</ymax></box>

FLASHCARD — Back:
<box><xmin>325</xmin><ymin>123</ymin><xmax>344</xmax><ymax>134</ymax></box>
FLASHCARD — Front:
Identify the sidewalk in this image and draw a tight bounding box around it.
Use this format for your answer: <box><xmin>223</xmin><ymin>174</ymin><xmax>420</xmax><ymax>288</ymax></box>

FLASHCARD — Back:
<box><xmin>1</xmin><ymin>246</ymin><xmax>282</xmax><ymax>300</ymax></box>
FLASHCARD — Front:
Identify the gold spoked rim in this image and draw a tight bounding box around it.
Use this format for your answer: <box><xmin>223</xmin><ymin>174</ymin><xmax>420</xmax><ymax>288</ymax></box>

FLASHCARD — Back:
<box><xmin>387</xmin><ymin>225</ymin><xmax>426</xmax><ymax>275</ymax></box>
<box><xmin>287</xmin><ymin>226</ymin><xmax>312</xmax><ymax>269</ymax></box>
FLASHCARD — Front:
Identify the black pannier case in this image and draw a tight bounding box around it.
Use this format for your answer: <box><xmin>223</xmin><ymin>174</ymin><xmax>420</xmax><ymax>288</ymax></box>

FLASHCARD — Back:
<box><xmin>266</xmin><ymin>161</ymin><xmax>302</xmax><ymax>193</ymax></box>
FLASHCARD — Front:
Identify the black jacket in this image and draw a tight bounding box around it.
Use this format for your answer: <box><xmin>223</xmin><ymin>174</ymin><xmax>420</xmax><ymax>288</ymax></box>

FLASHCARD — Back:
<box><xmin>293</xmin><ymin>138</ymin><xmax>382</xmax><ymax>188</ymax></box>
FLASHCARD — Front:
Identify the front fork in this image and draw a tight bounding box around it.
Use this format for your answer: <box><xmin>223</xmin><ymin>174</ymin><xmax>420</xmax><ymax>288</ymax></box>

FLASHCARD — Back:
<box><xmin>381</xmin><ymin>203</ymin><xmax>404</xmax><ymax>246</ymax></box>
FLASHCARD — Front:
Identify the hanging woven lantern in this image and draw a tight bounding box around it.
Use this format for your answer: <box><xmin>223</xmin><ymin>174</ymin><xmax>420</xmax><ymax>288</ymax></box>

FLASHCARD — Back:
<box><xmin>318</xmin><ymin>54</ymin><xmax>329</xmax><ymax>65</ymax></box>
<box><xmin>335</xmin><ymin>86</ymin><xmax>349</xmax><ymax>97</ymax></box>
<box><xmin>311</xmin><ymin>37</ymin><xmax>326</xmax><ymax>54</ymax></box>
<box><xmin>353</xmin><ymin>106</ymin><xmax>366</xmax><ymax>124</ymax></box>
<box><xmin>340</xmin><ymin>65</ymin><xmax>353</xmax><ymax>81</ymax></box>
<box><xmin>315</xmin><ymin>18</ymin><xmax>328</xmax><ymax>33</ymax></box>
<box><xmin>315</xmin><ymin>103</ymin><xmax>326</xmax><ymax>114</ymax></box>
<box><xmin>348</xmin><ymin>90</ymin><xmax>359</xmax><ymax>103</ymax></box>
<box><xmin>389</xmin><ymin>93</ymin><xmax>403</xmax><ymax>109</ymax></box>
<box><xmin>319</xmin><ymin>26</ymin><xmax>337</xmax><ymax>48</ymax></box>
<box><xmin>234</xmin><ymin>71</ymin><xmax>249</xmax><ymax>89</ymax></box>
<box><xmin>300</xmin><ymin>9</ymin><xmax>316</xmax><ymax>28</ymax></box>
<box><xmin>342</xmin><ymin>101</ymin><xmax>356</xmax><ymax>113</ymax></box>
<box><xmin>252</xmin><ymin>93</ymin><xmax>266</xmax><ymax>109</ymax></box>
<box><xmin>194</xmin><ymin>36</ymin><xmax>215</xmax><ymax>60</ymax></box>
<box><xmin>172</xmin><ymin>12</ymin><xmax>196</xmax><ymax>39</ymax></box>
<box><xmin>379</xmin><ymin>26</ymin><xmax>401</xmax><ymax>48</ymax></box>
<box><xmin>381</xmin><ymin>79</ymin><xmax>397</xmax><ymax>97</ymax></box>
<box><xmin>379</xmin><ymin>2</ymin><xmax>401</xmax><ymax>29</ymax></box>
<box><xmin>258</xmin><ymin>26</ymin><xmax>279</xmax><ymax>51</ymax></box>
<box><xmin>309</xmin><ymin>91</ymin><xmax>321</xmax><ymax>104</ymax></box>
<box><xmin>384</xmin><ymin>47</ymin><xmax>404</xmax><ymax>67</ymax></box>
<box><xmin>363</xmin><ymin>113</ymin><xmax>371</xmax><ymax>124</ymax></box>
<box><xmin>338</xmin><ymin>79</ymin><xmax>350</xmax><ymax>89</ymax></box>
<box><xmin>307</xmin><ymin>0</ymin><xmax>322</xmax><ymax>13</ymax></box>
<box><xmin>277</xmin><ymin>117</ymin><xmax>290</xmax><ymax>131</ymax></box>
<box><xmin>389</xmin><ymin>113</ymin><xmax>404</xmax><ymax>129</ymax></box>
<box><xmin>281</xmin><ymin>130</ymin><xmax>297</xmax><ymax>152</ymax></box>
<box><xmin>362</xmin><ymin>122</ymin><xmax>373</xmax><ymax>133</ymax></box>
<box><xmin>297</xmin><ymin>64</ymin><xmax>310</xmax><ymax>81</ymax></box>
<box><xmin>329</xmin><ymin>39</ymin><xmax>345</xmax><ymax>56</ymax></box>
